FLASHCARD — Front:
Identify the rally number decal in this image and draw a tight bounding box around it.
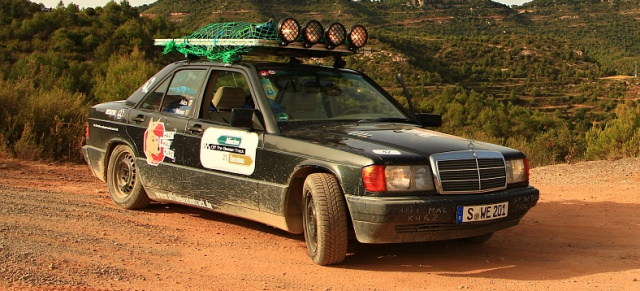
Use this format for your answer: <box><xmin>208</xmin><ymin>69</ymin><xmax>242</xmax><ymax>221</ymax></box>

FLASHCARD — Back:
<box><xmin>200</xmin><ymin>128</ymin><xmax>258</xmax><ymax>175</ymax></box>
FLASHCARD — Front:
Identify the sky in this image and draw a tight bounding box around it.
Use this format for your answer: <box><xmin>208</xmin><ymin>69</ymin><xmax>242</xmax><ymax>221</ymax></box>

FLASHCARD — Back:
<box><xmin>35</xmin><ymin>0</ymin><xmax>531</xmax><ymax>9</ymax></box>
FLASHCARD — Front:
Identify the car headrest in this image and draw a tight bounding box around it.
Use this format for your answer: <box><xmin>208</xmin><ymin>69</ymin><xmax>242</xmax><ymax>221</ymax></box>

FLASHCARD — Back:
<box><xmin>212</xmin><ymin>86</ymin><xmax>246</xmax><ymax>109</ymax></box>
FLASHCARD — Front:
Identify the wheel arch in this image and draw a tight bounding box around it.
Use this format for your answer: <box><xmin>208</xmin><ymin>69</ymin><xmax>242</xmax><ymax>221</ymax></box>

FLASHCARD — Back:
<box><xmin>282</xmin><ymin>162</ymin><xmax>351</xmax><ymax>234</ymax></box>
<box><xmin>99</xmin><ymin>138</ymin><xmax>139</xmax><ymax>182</ymax></box>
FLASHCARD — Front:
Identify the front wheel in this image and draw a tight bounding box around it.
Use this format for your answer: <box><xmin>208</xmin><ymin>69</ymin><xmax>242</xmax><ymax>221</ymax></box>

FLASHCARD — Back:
<box><xmin>302</xmin><ymin>173</ymin><xmax>348</xmax><ymax>265</ymax></box>
<box><xmin>107</xmin><ymin>144</ymin><xmax>150</xmax><ymax>209</ymax></box>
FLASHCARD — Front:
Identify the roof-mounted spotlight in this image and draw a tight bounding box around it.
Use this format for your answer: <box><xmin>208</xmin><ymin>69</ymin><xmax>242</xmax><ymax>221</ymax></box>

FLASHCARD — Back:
<box><xmin>347</xmin><ymin>24</ymin><xmax>368</xmax><ymax>50</ymax></box>
<box><xmin>324</xmin><ymin>22</ymin><xmax>346</xmax><ymax>49</ymax></box>
<box><xmin>277</xmin><ymin>17</ymin><xmax>300</xmax><ymax>45</ymax></box>
<box><xmin>302</xmin><ymin>20</ymin><xmax>324</xmax><ymax>48</ymax></box>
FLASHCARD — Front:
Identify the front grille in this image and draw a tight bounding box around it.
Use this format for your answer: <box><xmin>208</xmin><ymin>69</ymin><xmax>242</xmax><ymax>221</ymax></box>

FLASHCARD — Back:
<box><xmin>431</xmin><ymin>151</ymin><xmax>506</xmax><ymax>194</ymax></box>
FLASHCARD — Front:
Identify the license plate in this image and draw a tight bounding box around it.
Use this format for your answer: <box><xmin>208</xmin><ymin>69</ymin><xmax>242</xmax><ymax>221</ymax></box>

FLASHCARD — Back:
<box><xmin>456</xmin><ymin>202</ymin><xmax>508</xmax><ymax>223</ymax></box>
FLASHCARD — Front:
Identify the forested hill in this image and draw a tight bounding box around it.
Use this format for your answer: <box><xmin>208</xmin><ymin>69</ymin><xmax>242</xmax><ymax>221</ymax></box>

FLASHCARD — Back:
<box><xmin>1</xmin><ymin>0</ymin><xmax>639</xmax><ymax>166</ymax></box>
<box><xmin>140</xmin><ymin>0</ymin><xmax>639</xmax><ymax>74</ymax></box>
<box><xmin>138</xmin><ymin>0</ymin><xmax>640</xmax><ymax>165</ymax></box>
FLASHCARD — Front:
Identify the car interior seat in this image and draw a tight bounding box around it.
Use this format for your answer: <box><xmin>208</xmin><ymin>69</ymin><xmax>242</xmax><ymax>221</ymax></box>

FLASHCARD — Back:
<box><xmin>284</xmin><ymin>81</ymin><xmax>328</xmax><ymax>120</ymax></box>
<box><xmin>209</xmin><ymin>86</ymin><xmax>246</xmax><ymax>123</ymax></box>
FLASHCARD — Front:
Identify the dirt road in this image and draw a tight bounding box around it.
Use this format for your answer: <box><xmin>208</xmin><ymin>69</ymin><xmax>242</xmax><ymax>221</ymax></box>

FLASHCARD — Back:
<box><xmin>1</xmin><ymin>158</ymin><xmax>639</xmax><ymax>290</ymax></box>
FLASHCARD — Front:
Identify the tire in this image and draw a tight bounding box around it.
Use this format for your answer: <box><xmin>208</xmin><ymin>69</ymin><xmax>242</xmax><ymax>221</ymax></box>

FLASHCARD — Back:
<box><xmin>107</xmin><ymin>144</ymin><xmax>150</xmax><ymax>210</ymax></box>
<box><xmin>302</xmin><ymin>173</ymin><xmax>348</xmax><ymax>265</ymax></box>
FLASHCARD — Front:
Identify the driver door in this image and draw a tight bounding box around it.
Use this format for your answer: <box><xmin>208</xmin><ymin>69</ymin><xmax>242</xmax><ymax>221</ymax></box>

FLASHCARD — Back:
<box><xmin>180</xmin><ymin>69</ymin><xmax>263</xmax><ymax>211</ymax></box>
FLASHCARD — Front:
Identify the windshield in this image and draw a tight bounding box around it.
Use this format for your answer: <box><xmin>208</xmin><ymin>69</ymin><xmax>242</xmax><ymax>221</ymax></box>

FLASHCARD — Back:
<box><xmin>256</xmin><ymin>67</ymin><xmax>409</xmax><ymax>122</ymax></box>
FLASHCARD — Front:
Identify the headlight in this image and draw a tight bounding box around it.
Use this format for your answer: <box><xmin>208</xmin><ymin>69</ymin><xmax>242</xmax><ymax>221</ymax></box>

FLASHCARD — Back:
<box><xmin>385</xmin><ymin>166</ymin><xmax>411</xmax><ymax>191</ymax></box>
<box><xmin>277</xmin><ymin>17</ymin><xmax>300</xmax><ymax>45</ymax></box>
<box><xmin>347</xmin><ymin>24</ymin><xmax>368</xmax><ymax>49</ymax></box>
<box><xmin>302</xmin><ymin>20</ymin><xmax>323</xmax><ymax>47</ymax></box>
<box><xmin>413</xmin><ymin>165</ymin><xmax>432</xmax><ymax>190</ymax></box>
<box><xmin>362</xmin><ymin>165</ymin><xmax>435</xmax><ymax>192</ymax></box>
<box><xmin>325</xmin><ymin>22</ymin><xmax>346</xmax><ymax>49</ymax></box>
<box><xmin>506</xmin><ymin>158</ymin><xmax>529</xmax><ymax>184</ymax></box>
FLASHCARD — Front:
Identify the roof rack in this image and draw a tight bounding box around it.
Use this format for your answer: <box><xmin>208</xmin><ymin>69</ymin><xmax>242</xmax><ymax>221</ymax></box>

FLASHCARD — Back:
<box><xmin>154</xmin><ymin>18</ymin><xmax>368</xmax><ymax>63</ymax></box>
<box><xmin>154</xmin><ymin>38</ymin><xmax>358</xmax><ymax>58</ymax></box>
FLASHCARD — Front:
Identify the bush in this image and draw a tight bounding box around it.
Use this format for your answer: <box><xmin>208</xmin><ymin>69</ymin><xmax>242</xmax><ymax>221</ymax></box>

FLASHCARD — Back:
<box><xmin>92</xmin><ymin>48</ymin><xmax>159</xmax><ymax>103</ymax></box>
<box><xmin>584</xmin><ymin>104</ymin><xmax>640</xmax><ymax>160</ymax></box>
<box><xmin>0</xmin><ymin>74</ymin><xmax>87</xmax><ymax>161</ymax></box>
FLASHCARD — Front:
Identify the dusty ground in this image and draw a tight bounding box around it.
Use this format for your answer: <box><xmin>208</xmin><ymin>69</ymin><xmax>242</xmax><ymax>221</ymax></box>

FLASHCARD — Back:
<box><xmin>0</xmin><ymin>158</ymin><xmax>639</xmax><ymax>290</ymax></box>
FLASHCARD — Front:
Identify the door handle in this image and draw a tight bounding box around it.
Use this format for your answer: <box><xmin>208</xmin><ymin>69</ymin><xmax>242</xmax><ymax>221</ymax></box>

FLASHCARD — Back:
<box><xmin>188</xmin><ymin>124</ymin><xmax>204</xmax><ymax>134</ymax></box>
<box><xmin>131</xmin><ymin>114</ymin><xmax>145</xmax><ymax>124</ymax></box>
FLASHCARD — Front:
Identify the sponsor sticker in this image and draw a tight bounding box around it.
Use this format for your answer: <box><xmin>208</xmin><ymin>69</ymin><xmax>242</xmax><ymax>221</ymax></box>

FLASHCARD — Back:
<box><xmin>200</xmin><ymin>128</ymin><xmax>258</xmax><ymax>175</ymax></box>
<box><xmin>404</xmin><ymin>128</ymin><xmax>442</xmax><ymax>138</ymax></box>
<box><xmin>142</xmin><ymin>76</ymin><xmax>156</xmax><ymax>93</ymax></box>
<box><xmin>105</xmin><ymin>109</ymin><xmax>117</xmax><ymax>116</ymax></box>
<box><xmin>143</xmin><ymin>118</ymin><xmax>176</xmax><ymax>166</ymax></box>
<box><xmin>155</xmin><ymin>191</ymin><xmax>214</xmax><ymax>210</ymax></box>
<box><xmin>276</xmin><ymin>113</ymin><xmax>289</xmax><ymax>121</ymax></box>
<box><xmin>261</xmin><ymin>78</ymin><xmax>277</xmax><ymax>98</ymax></box>
<box><xmin>373</xmin><ymin>149</ymin><xmax>401</xmax><ymax>155</ymax></box>
<box><xmin>93</xmin><ymin>123</ymin><xmax>118</xmax><ymax>132</ymax></box>
<box><xmin>348</xmin><ymin>131</ymin><xmax>372</xmax><ymax>138</ymax></box>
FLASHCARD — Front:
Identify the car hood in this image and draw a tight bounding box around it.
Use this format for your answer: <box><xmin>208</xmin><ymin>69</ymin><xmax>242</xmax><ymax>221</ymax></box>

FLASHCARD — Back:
<box><xmin>280</xmin><ymin>122</ymin><xmax>521</xmax><ymax>162</ymax></box>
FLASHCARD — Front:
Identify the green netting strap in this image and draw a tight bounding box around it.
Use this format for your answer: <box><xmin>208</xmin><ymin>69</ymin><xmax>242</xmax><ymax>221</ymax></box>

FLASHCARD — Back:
<box><xmin>158</xmin><ymin>20</ymin><xmax>279</xmax><ymax>63</ymax></box>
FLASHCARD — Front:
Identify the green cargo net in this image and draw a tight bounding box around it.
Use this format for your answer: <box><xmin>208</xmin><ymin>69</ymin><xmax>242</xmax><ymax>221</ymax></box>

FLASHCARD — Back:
<box><xmin>156</xmin><ymin>20</ymin><xmax>280</xmax><ymax>63</ymax></box>
<box><xmin>155</xmin><ymin>19</ymin><xmax>358</xmax><ymax>63</ymax></box>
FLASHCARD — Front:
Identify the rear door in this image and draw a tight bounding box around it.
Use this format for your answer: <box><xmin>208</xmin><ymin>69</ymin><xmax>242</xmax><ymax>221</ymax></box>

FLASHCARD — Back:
<box><xmin>126</xmin><ymin>67</ymin><xmax>209</xmax><ymax>192</ymax></box>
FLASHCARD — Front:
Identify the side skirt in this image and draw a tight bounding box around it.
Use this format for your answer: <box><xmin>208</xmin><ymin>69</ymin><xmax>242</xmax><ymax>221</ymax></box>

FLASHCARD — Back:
<box><xmin>145</xmin><ymin>187</ymin><xmax>293</xmax><ymax>233</ymax></box>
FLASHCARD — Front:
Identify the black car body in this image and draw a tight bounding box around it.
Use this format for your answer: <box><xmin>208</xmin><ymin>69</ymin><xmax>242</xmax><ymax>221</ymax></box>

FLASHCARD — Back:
<box><xmin>83</xmin><ymin>56</ymin><xmax>539</xmax><ymax>265</ymax></box>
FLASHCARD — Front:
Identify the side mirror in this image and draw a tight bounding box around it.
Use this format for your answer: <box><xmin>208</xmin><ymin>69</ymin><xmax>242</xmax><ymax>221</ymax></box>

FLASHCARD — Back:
<box><xmin>230</xmin><ymin>108</ymin><xmax>264</xmax><ymax>130</ymax></box>
<box><xmin>417</xmin><ymin>113</ymin><xmax>442</xmax><ymax>128</ymax></box>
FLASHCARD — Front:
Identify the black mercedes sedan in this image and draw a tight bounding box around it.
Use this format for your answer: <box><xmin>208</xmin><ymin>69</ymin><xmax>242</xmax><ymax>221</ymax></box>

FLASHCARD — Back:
<box><xmin>83</xmin><ymin>19</ymin><xmax>538</xmax><ymax>265</ymax></box>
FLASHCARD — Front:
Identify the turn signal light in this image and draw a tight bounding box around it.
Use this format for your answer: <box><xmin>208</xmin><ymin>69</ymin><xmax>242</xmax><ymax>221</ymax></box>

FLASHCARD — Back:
<box><xmin>362</xmin><ymin>165</ymin><xmax>386</xmax><ymax>192</ymax></box>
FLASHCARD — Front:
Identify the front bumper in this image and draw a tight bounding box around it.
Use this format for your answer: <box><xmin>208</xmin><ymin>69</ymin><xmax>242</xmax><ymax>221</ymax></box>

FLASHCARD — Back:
<box><xmin>345</xmin><ymin>186</ymin><xmax>539</xmax><ymax>243</ymax></box>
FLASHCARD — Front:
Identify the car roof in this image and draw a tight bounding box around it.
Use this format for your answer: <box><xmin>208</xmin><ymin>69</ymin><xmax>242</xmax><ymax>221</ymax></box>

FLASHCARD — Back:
<box><xmin>167</xmin><ymin>59</ymin><xmax>358</xmax><ymax>72</ymax></box>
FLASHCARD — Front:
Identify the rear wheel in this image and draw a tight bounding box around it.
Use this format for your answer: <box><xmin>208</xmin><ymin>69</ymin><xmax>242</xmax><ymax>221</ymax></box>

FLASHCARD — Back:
<box><xmin>107</xmin><ymin>145</ymin><xmax>150</xmax><ymax>209</ymax></box>
<box><xmin>302</xmin><ymin>173</ymin><xmax>348</xmax><ymax>265</ymax></box>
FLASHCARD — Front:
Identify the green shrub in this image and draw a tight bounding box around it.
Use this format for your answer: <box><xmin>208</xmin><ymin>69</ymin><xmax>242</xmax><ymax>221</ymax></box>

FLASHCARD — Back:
<box><xmin>584</xmin><ymin>104</ymin><xmax>640</xmax><ymax>160</ymax></box>
<box><xmin>0</xmin><ymin>75</ymin><xmax>87</xmax><ymax>161</ymax></box>
<box><xmin>92</xmin><ymin>47</ymin><xmax>160</xmax><ymax>103</ymax></box>
<box><xmin>0</xmin><ymin>133</ymin><xmax>11</xmax><ymax>159</ymax></box>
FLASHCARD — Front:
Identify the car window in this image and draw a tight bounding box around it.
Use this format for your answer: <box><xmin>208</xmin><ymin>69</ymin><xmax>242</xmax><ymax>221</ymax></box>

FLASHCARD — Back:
<box><xmin>257</xmin><ymin>68</ymin><xmax>407</xmax><ymax>121</ymax></box>
<box><xmin>201</xmin><ymin>71</ymin><xmax>253</xmax><ymax>123</ymax></box>
<box><xmin>160</xmin><ymin>70</ymin><xmax>207</xmax><ymax>117</ymax></box>
<box><xmin>139</xmin><ymin>77</ymin><xmax>170</xmax><ymax>112</ymax></box>
<box><xmin>215</xmin><ymin>71</ymin><xmax>250</xmax><ymax>93</ymax></box>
